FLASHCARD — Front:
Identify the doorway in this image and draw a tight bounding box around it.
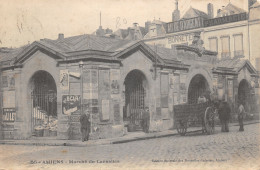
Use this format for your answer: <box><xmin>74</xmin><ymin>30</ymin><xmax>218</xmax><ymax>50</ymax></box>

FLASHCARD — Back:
<box><xmin>188</xmin><ymin>74</ymin><xmax>210</xmax><ymax>104</ymax></box>
<box><xmin>29</xmin><ymin>70</ymin><xmax>57</xmax><ymax>137</ymax></box>
<box><xmin>124</xmin><ymin>70</ymin><xmax>148</xmax><ymax>131</ymax></box>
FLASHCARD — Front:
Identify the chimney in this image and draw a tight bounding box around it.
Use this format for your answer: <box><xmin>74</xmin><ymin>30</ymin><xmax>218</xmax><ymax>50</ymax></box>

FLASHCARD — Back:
<box><xmin>172</xmin><ymin>0</ymin><xmax>180</xmax><ymax>22</ymax></box>
<box><xmin>133</xmin><ymin>23</ymin><xmax>138</xmax><ymax>27</ymax></box>
<box><xmin>207</xmin><ymin>3</ymin><xmax>214</xmax><ymax>19</ymax></box>
<box><xmin>58</xmin><ymin>33</ymin><xmax>64</xmax><ymax>40</ymax></box>
<box><xmin>145</xmin><ymin>21</ymin><xmax>151</xmax><ymax>33</ymax></box>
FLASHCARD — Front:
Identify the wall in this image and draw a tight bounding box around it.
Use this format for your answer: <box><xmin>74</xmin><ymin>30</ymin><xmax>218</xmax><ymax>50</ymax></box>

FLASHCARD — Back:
<box><xmin>203</xmin><ymin>21</ymin><xmax>249</xmax><ymax>60</ymax></box>
<box><xmin>120</xmin><ymin>50</ymin><xmax>174</xmax><ymax>132</ymax></box>
<box><xmin>249</xmin><ymin>6</ymin><xmax>260</xmax><ymax>70</ymax></box>
<box><xmin>58</xmin><ymin>61</ymin><xmax>124</xmax><ymax>140</ymax></box>
<box><xmin>14</xmin><ymin>51</ymin><xmax>60</xmax><ymax>139</ymax></box>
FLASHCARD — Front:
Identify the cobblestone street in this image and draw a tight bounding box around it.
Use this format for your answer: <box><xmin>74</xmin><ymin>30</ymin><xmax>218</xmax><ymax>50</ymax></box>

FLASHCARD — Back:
<box><xmin>0</xmin><ymin>123</ymin><xmax>259</xmax><ymax>170</ymax></box>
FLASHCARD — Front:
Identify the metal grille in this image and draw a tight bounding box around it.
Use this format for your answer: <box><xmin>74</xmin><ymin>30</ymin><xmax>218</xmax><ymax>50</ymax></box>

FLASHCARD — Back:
<box><xmin>128</xmin><ymin>83</ymin><xmax>145</xmax><ymax>126</ymax></box>
<box><xmin>31</xmin><ymin>87</ymin><xmax>57</xmax><ymax>131</ymax></box>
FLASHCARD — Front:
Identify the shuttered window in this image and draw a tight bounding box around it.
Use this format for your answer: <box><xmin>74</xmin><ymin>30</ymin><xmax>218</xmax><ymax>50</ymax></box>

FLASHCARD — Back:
<box><xmin>209</xmin><ymin>38</ymin><xmax>218</xmax><ymax>52</ymax></box>
<box><xmin>234</xmin><ymin>34</ymin><xmax>243</xmax><ymax>57</ymax></box>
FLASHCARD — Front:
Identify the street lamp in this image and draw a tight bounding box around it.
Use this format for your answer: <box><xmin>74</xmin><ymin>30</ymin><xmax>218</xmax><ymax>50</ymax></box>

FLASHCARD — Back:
<box><xmin>79</xmin><ymin>61</ymin><xmax>83</xmax><ymax>115</ymax></box>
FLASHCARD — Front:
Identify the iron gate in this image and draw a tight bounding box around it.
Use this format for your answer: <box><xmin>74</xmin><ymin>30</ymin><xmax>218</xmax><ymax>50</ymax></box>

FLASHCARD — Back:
<box><xmin>31</xmin><ymin>89</ymin><xmax>57</xmax><ymax>132</ymax></box>
<box><xmin>128</xmin><ymin>83</ymin><xmax>146</xmax><ymax>127</ymax></box>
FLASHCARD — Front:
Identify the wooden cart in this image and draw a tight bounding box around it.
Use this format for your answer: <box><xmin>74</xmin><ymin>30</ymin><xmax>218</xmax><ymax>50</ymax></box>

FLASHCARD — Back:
<box><xmin>174</xmin><ymin>102</ymin><xmax>216</xmax><ymax>136</ymax></box>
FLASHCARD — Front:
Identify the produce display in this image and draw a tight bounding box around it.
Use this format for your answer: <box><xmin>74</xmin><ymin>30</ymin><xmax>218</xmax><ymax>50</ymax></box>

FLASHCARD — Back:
<box><xmin>34</xmin><ymin>115</ymin><xmax>58</xmax><ymax>137</ymax></box>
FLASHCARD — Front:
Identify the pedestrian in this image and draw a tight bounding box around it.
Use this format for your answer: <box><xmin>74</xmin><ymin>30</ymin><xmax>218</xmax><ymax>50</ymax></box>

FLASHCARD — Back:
<box><xmin>80</xmin><ymin>112</ymin><xmax>90</xmax><ymax>142</ymax></box>
<box><xmin>238</xmin><ymin>102</ymin><xmax>246</xmax><ymax>131</ymax></box>
<box><xmin>141</xmin><ymin>107</ymin><xmax>150</xmax><ymax>133</ymax></box>
<box><xmin>218</xmin><ymin>100</ymin><xmax>231</xmax><ymax>132</ymax></box>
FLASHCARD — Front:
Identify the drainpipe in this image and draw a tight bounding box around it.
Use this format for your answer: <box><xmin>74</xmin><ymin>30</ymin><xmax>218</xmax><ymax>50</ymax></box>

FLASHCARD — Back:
<box><xmin>247</xmin><ymin>12</ymin><xmax>251</xmax><ymax>61</ymax></box>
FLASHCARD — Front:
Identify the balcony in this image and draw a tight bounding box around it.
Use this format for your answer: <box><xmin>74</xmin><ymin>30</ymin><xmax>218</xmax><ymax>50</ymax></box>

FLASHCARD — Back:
<box><xmin>234</xmin><ymin>50</ymin><xmax>244</xmax><ymax>58</ymax></box>
<box><xmin>221</xmin><ymin>52</ymin><xmax>231</xmax><ymax>59</ymax></box>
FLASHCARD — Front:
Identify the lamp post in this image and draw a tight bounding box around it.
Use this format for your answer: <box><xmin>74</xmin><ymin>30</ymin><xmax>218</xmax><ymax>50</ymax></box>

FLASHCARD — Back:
<box><xmin>79</xmin><ymin>61</ymin><xmax>83</xmax><ymax>115</ymax></box>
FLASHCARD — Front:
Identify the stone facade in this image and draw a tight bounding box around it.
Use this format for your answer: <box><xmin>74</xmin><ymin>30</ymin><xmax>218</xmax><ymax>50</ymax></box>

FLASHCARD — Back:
<box><xmin>0</xmin><ymin>34</ymin><xmax>258</xmax><ymax>140</ymax></box>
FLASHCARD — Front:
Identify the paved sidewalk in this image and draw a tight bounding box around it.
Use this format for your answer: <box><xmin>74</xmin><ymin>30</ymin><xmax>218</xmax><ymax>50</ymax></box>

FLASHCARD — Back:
<box><xmin>0</xmin><ymin>120</ymin><xmax>258</xmax><ymax>147</ymax></box>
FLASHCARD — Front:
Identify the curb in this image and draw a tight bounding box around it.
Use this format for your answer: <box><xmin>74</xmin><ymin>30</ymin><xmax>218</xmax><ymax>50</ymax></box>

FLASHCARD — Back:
<box><xmin>0</xmin><ymin>121</ymin><xmax>259</xmax><ymax>147</ymax></box>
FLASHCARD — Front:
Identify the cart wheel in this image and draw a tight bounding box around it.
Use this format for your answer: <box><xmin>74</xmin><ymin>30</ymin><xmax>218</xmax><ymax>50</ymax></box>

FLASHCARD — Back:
<box><xmin>204</xmin><ymin>107</ymin><xmax>215</xmax><ymax>135</ymax></box>
<box><xmin>177</xmin><ymin>120</ymin><xmax>187</xmax><ymax>136</ymax></box>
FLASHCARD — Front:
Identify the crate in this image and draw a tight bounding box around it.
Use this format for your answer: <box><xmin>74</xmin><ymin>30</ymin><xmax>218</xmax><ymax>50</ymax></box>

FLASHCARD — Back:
<box><xmin>35</xmin><ymin>129</ymin><xmax>44</xmax><ymax>137</ymax></box>
<box><xmin>43</xmin><ymin>129</ymin><xmax>50</xmax><ymax>137</ymax></box>
<box><xmin>50</xmin><ymin>130</ymin><xmax>57</xmax><ymax>137</ymax></box>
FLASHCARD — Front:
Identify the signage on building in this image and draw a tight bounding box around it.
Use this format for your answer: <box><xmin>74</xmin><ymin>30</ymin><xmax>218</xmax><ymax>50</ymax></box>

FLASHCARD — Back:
<box><xmin>204</xmin><ymin>12</ymin><xmax>247</xmax><ymax>27</ymax></box>
<box><xmin>3</xmin><ymin>108</ymin><xmax>16</xmax><ymax>122</ymax></box>
<box><xmin>110</xmin><ymin>69</ymin><xmax>120</xmax><ymax>94</ymax></box>
<box><xmin>167</xmin><ymin>33</ymin><xmax>194</xmax><ymax>45</ymax></box>
<box><xmin>60</xmin><ymin>70</ymin><xmax>69</xmax><ymax>90</ymax></box>
<box><xmin>62</xmin><ymin>95</ymin><xmax>81</xmax><ymax>115</ymax></box>
<box><xmin>167</xmin><ymin>17</ymin><xmax>204</xmax><ymax>33</ymax></box>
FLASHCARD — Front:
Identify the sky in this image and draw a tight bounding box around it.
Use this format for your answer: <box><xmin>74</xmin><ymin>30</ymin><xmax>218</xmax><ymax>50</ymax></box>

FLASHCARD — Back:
<box><xmin>0</xmin><ymin>0</ymin><xmax>249</xmax><ymax>48</ymax></box>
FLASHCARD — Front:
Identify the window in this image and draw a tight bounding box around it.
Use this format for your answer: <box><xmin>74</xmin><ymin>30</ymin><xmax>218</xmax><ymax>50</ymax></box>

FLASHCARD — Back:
<box><xmin>221</xmin><ymin>36</ymin><xmax>230</xmax><ymax>59</ymax></box>
<box><xmin>234</xmin><ymin>34</ymin><xmax>244</xmax><ymax>58</ymax></box>
<box><xmin>161</xmin><ymin>73</ymin><xmax>169</xmax><ymax>108</ymax></box>
<box><xmin>209</xmin><ymin>38</ymin><xmax>218</xmax><ymax>52</ymax></box>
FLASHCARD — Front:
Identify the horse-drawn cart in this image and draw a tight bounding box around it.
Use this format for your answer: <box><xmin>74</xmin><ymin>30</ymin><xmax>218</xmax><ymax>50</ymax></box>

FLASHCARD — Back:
<box><xmin>174</xmin><ymin>102</ymin><xmax>216</xmax><ymax>136</ymax></box>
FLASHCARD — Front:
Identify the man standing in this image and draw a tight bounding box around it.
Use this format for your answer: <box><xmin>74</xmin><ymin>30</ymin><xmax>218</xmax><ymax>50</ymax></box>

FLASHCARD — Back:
<box><xmin>218</xmin><ymin>100</ymin><xmax>231</xmax><ymax>132</ymax></box>
<box><xmin>80</xmin><ymin>112</ymin><xmax>90</xmax><ymax>142</ymax></box>
<box><xmin>238</xmin><ymin>102</ymin><xmax>246</xmax><ymax>131</ymax></box>
<box><xmin>141</xmin><ymin>107</ymin><xmax>150</xmax><ymax>133</ymax></box>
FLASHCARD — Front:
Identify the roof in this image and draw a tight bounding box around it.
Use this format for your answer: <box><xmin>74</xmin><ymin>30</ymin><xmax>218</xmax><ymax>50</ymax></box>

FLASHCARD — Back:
<box><xmin>0</xmin><ymin>34</ymin><xmax>191</xmax><ymax>71</ymax></box>
<box><xmin>147</xmin><ymin>45</ymin><xmax>178</xmax><ymax>61</ymax></box>
<box><xmin>217</xmin><ymin>3</ymin><xmax>246</xmax><ymax>17</ymax></box>
<box><xmin>0</xmin><ymin>45</ymin><xmax>30</xmax><ymax>63</ymax></box>
<box><xmin>250</xmin><ymin>1</ymin><xmax>260</xmax><ymax>8</ymax></box>
<box><xmin>182</xmin><ymin>7</ymin><xmax>209</xmax><ymax>19</ymax></box>
<box><xmin>215</xmin><ymin>58</ymin><xmax>257</xmax><ymax>75</ymax></box>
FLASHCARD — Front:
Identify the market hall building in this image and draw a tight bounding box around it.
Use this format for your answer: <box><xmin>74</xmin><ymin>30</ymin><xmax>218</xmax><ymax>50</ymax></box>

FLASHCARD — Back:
<box><xmin>0</xmin><ymin>32</ymin><xmax>258</xmax><ymax>140</ymax></box>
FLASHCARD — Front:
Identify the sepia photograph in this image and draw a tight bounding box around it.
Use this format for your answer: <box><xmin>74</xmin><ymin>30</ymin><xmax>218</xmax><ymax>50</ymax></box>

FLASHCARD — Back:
<box><xmin>0</xmin><ymin>0</ymin><xmax>259</xmax><ymax>169</ymax></box>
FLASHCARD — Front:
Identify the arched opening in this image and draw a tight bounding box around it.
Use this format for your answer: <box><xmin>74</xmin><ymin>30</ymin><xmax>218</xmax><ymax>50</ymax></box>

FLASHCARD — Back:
<box><xmin>188</xmin><ymin>74</ymin><xmax>210</xmax><ymax>104</ymax></box>
<box><xmin>123</xmin><ymin>70</ymin><xmax>148</xmax><ymax>131</ymax></box>
<box><xmin>238</xmin><ymin>79</ymin><xmax>255</xmax><ymax>113</ymax></box>
<box><xmin>29</xmin><ymin>70</ymin><xmax>57</xmax><ymax>137</ymax></box>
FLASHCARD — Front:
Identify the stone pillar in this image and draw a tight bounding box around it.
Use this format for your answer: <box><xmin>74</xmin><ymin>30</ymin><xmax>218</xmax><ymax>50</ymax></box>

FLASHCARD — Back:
<box><xmin>233</xmin><ymin>75</ymin><xmax>239</xmax><ymax>111</ymax></box>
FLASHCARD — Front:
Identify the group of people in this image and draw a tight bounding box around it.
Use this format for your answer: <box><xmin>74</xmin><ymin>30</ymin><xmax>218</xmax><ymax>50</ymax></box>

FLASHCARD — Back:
<box><xmin>218</xmin><ymin>100</ymin><xmax>246</xmax><ymax>132</ymax></box>
<box><xmin>198</xmin><ymin>93</ymin><xmax>246</xmax><ymax>132</ymax></box>
<box><xmin>79</xmin><ymin>94</ymin><xmax>247</xmax><ymax>142</ymax></box>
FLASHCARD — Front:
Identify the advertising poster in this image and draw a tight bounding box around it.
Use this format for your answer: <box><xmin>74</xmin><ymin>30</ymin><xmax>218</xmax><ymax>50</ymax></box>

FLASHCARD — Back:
<box><xmin>9</xmin><ymin>75</ymin><xmax>15</xmax><ymax>89</ymax></box>
<box><xmin>2</xmin><ymin>76</ymin><xmax>8</xmax><ymax>88</ymax></box>
<box><xmin>83</xmin><ymin>69</ymin><xmax>92</xmax><ymax>91</ymax></box>
<box><xmin>62</xmin><ymin>95</ymin><xmax>81</xmax><ymax>115</ymax></box>
<box><xmin>60</xmin><ymin>70</ymin><xmax>69</xmax><ymax>90</ymax></box>
<box><xmin>101</xmin><ymin>100</ymin><xmax>110</xmax><ymax>121</ymax></box>
<box><xmin>2</xmin><ymin>108</ymin><xmax>16</xmax><ymax>122</ymax></box>
<box><xmin>110</xmin><ymin>69</ymin><xmax>120</xmax><ymax>94</ymax></box>
<box><xmin>228</xmin><ymin>80</ymin><xmax>233</xmax><ymax>99</ymax></box>
<box><xmin>3</xmin><ymin>91</ymin><xmax>15</xmax><ymax>108</ymax></box>
<box><xmin>99</xmin><ymin>69</ymin><xmax>110</xmax><ymax>97</ymax></box>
